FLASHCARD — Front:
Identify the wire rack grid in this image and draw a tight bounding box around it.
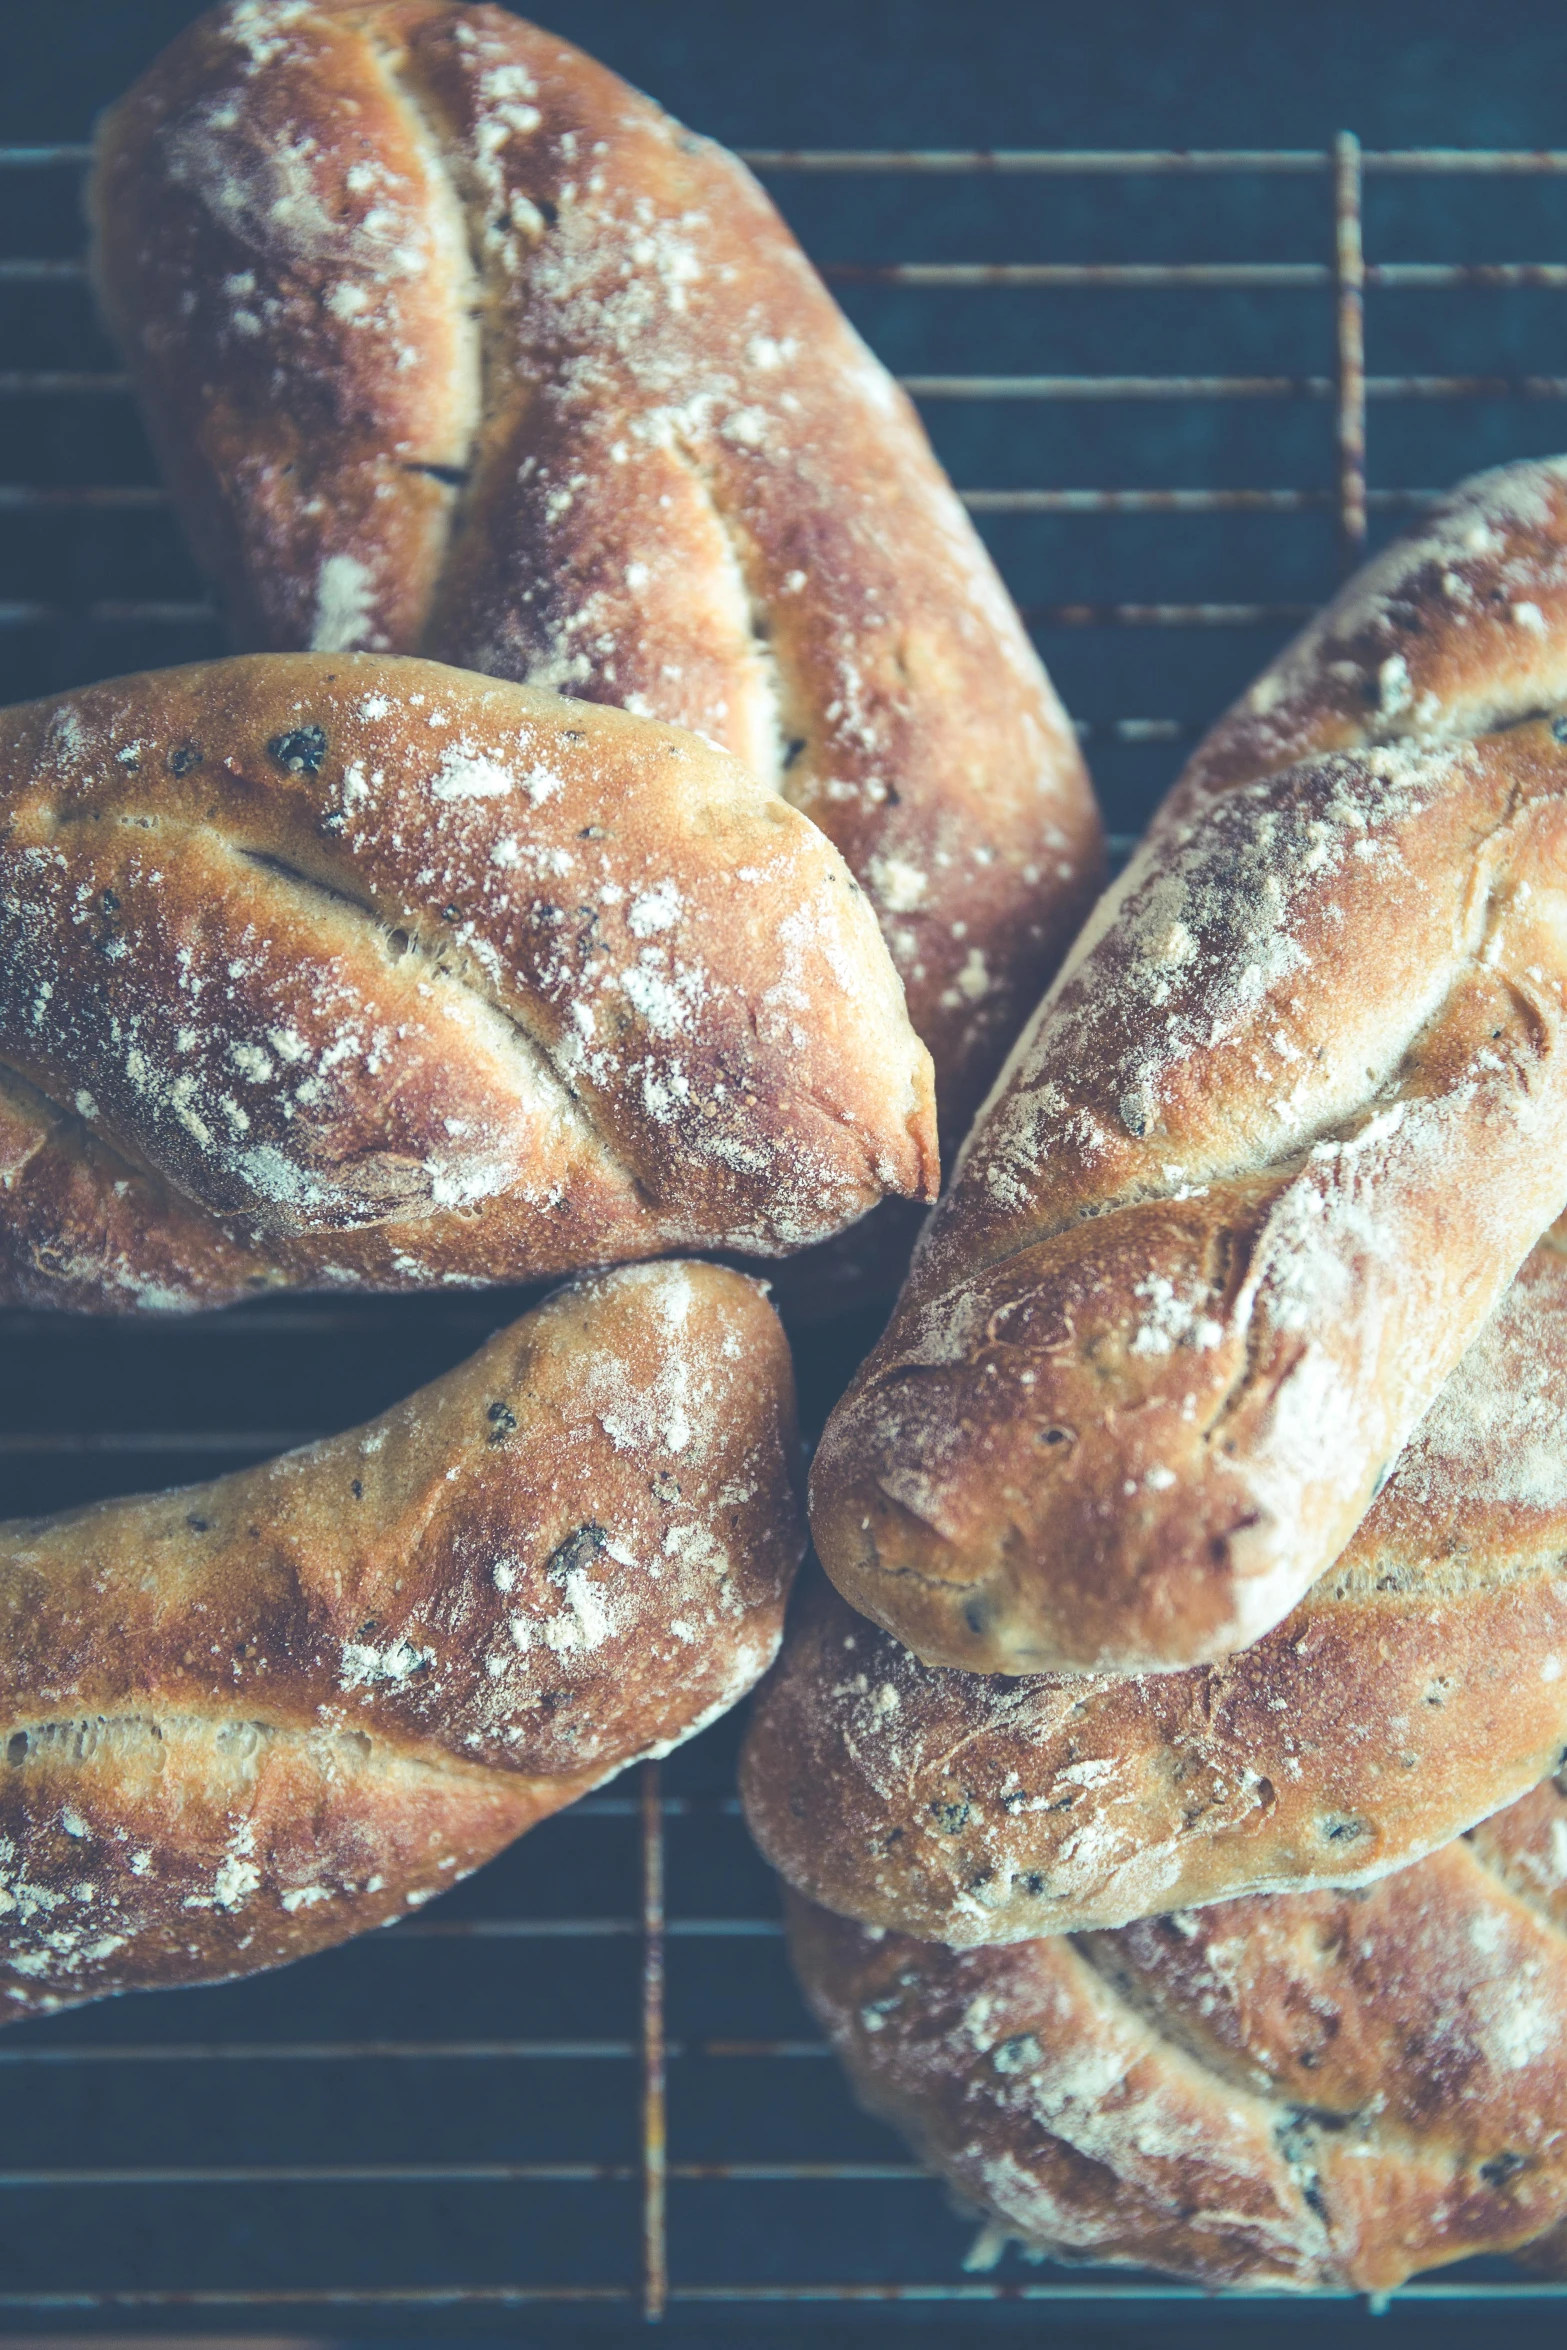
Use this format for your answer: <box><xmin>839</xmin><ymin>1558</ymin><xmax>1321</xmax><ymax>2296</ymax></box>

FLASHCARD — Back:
<box><xmin>4</xmin><ymin>133</ymin><xmax>1567</xmax><ymax>2341</ymax></box>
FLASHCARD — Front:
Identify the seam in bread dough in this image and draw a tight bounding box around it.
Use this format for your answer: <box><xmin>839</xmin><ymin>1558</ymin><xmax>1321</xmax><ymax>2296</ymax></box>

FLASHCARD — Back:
<box><xmin>361</xmin><ymin>18</ymin><xmax>486</xmax><ymax>639</ymax></box>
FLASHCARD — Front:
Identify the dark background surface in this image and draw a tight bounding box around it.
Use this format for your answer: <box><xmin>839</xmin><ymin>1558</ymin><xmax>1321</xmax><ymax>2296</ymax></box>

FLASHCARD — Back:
<box><xmin>9</xmin><ymin>0</ymin><xmax>1567</xmax><ymax>151</ymax></box>
<box><xmin>6</xmin><ymin>2</ymin><xmax>1567</xmax><ymax>2344</ymax></box>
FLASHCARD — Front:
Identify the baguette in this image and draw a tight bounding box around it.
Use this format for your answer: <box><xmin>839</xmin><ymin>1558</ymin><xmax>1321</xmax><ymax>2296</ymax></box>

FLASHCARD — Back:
<box><xmin>0</xmin><ymin>652</ymin><xmax>935</xmax><ymax>1311</ymax></box>
<box><xmin>812</xmin><ymin>458</ymin><xmax>1567</xmax><ymax>1672</ymax></box>
<box><xmin>0</xmin><ymin>1258</ymin><xmax>800</xmax><ymax>2023</ymax></box>
<box><xmin>746</xmin><ymin>1243</ymin><xmax>1567</xmax><ymax>1941</ymax></box>
<box><xmin>788</xmin><ymin>1773</ymin><xmax>1567</xmax><ymax>2292</ymax></box>
<box><xmin>88</xmin><ymin>1</ymin><xmax>1103</xmax><ymax>1147</ymax></box>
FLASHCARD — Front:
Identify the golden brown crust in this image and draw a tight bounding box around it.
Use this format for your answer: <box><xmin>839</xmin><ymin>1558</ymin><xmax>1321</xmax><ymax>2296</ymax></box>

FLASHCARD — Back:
<box><xmin>0</xmin><ymin>652</ymin><xmax>936</xmax><ymax>1310</ymax></box>
<box><xmin>813</xmin><ymin>462</ymin><xmax>1567</xmax><ymax>1673</ymax></box>
<box><xmin>1168</xmin><ymin>455</ymin><xmax>1567</xmax><ymax>823</ymax></box>
<box><xmin>0</xmin><ymin>1257</ymin><xmax>800</xmax><ymax>2021</ymax></box>
<box><xmin>89</xmin><ymin>0</ymin><xmax>1103</xmax><ymax>1143</ymax></box>
<box><xmin>787</xmin><ymin>1777</ymin><xmax>1567</xmax><ymax>2291</ymax></box>
<box><xmin>746</xmin><ymin>1247</ymin><xmax>1567</xmax><ymax>1939</ymax></box>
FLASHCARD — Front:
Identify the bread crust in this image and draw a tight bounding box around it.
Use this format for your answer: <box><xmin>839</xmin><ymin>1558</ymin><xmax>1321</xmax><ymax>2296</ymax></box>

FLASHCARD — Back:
<box><xmin>0</xmin><ymin>1257</ymin><xmax>799</xmax><ymax>2022</ymax></box>
<box><xmin>787</xmin><ymin>1775</ymin><xmax>1567</xmax><ymax>2291</ymax></box>
<box><xmin>812</xmin><ymin>459</ymin><xmax>1567</xmax><ymax>1672</ymax></box>
<box><xmin>0</xmin><ymin>651</ymin><xmax>936</xmax><ymax>1310</ymax></box>
<box><xmin>747</xmin><ymin>1240</ymin><xmax>1567</xmax><ymax>1936</ymax></box>
<box><xmin>747</xmin><ymin>1244</ymin><xmax>1567</xmax><ymax>1939</ymax></box>
<box><xmin>88</xmin><ymin>0</ymin><xmax>1102</xmax><ymax>1146</ymax></box>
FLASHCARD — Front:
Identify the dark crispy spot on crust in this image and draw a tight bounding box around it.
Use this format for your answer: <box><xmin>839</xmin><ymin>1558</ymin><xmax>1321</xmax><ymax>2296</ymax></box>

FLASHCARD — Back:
<box><xmin>486</xmin><ymin>1401</ymin><xmax>518</xmax><ymax>1441</ymax></box>
<box><xmin>1480</xmin><ymin>2149</ymin><xmax>1529</xmax><ymax>2188</ymax></box>
<box><xmin>545</xmin><ymin>1523</ymin><xmax>608</xmax><ymax>1582</ymax></box>
<box><xmin>168</xmin><ymin>741</ymin><xmax>204</xmax><ymax>776</ymax></box>
<box><xmin>6</xmin><ymin>1731</ymin><xmax>28</xmax><ymax>1765</ymax></box>
<box><xmin>185</xmin><ymin>1514</ymin><xmax>209</xmax><ymax>1533</ymax></box>
<box><xmin>267</xmin><ymin>724</ymin><xmax>328</xmax><ymax>776</ymax></box>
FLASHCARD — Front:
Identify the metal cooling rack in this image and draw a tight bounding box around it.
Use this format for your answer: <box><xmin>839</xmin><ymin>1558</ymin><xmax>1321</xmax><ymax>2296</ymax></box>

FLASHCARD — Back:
<box><xmin>3</xmin><ymin>133</ymin><xmax>1567</xmax><ymax>2338</ymax></box>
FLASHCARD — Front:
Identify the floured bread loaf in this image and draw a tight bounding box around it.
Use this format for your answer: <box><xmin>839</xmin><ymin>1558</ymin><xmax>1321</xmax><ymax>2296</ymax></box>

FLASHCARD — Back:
<box><xmin>746</xmin><ymin>1244</ymin><xmax>1567</xmax><ymax>1941</ymax></box>
<box><xmin>89</xmin><ymin>1</ymin><xmax>1102</xmax><ymax>1150</ymax></box>
<box><xmin>0</xmin><ymin>653</ymin><xmax>935</xmax><ymax>1310</ymax></box>
<box><xmin>789</xmin><ymin>1773</ymin><xmax>1567</xmax><ymax>2291</ymax></box>
<box><xmin>0</xmin><ymin>1258</ymin><xmax>799</xmax><ymax>2022</ymax></box>
<box><xmin>812</xmin><ymin>458</ymin><xmax>1567</xmax><ymax>1673</ymax></box>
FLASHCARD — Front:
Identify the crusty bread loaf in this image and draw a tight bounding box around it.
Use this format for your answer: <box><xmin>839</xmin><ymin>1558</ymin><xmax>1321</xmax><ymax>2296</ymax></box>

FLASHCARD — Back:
<box><xmin>747</xmin><ymin>1241</ymin><xmax>1567</xmax><ymax>1941</ymax></box>
<box><xmin>0</xmin><ymin>1258</ymin><xmax>799</xmax><ymax>2023</ymax></box>
<box><xmin>788</xmin><ymin>1773</ymin><xmax>1567</xmax><ymax>2291</ymax></box>
<box><xmin>0</xmin><ymin>652</ymin><xmax>935</xmax><ymax>1311</ymax></box>
<box><xmin>88</xmin><ymin>1</ymin><xmax>1102</xmax><ymax>1148</ymax></box>
<box><xmin>811</xmin><ymin>457</ymin><xmax>1567</xmax><ymax>1673</ymax></box>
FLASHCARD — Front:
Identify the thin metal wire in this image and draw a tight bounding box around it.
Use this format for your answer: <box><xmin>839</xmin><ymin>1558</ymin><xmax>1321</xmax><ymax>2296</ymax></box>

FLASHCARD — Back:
<box><xmin>963</xmin><ymin>487</ymin><xmax>1433</xmax><ymax>513</ymax></box>
<box><xmin>0</xmin><ymin>596</ymin><xmax>1307</xmax><ymax>630</ymax></box>
<box><xmin>0</xmin><ymin>482</ymin><xmax>1446</xmax><ymax>516</ymax></box>
<box><xmin>741</xmin><ymin>146</ymin><xmax>1567</xmax><ymax>173</ymax></box>
<box><xmin>9</xmin><ymin>251</ymin><xmax>1567</xmax><ymax>293</ymax></box>
<box><xmin>13</xmin><ymin>142</ymin><xmax>1567</xmax><ymax>174</ymax></box>
<box><xmin>0</xmin><ymin>485</ymin><xmax>163</xmax><ymax>507</ymax></box>
<box><xmin>387</xmin><ymin>1916</ymin><xmax>781</xmax><ymax>1939</ymax></box>
<box><xmin>0</xmin><ymin>259</ymin><xmax>86</xmax><ymax>281</ymax></box>
<box><xmin>909</xmin><ymin>374</ymin><xmax>1567</xmax><ymax>397</ymax></box>
<box><xmin>0</xmin><ymin>2289</ymin><xmax>634</xmax><ymax>2311</ymax></box>
<box><xmin>1022</xmin><ymin>602</ymin><xmax>1313</xmax><ymax>626</ymax></box>
<box><xmin>0</xmin><ymin>2162</ymin><xmax>920</xmax><ymax>2188</ymax></box>
<box><xmin>1334</xmin><ymin>133</ymin><xmax>1369</xmax><ymax>566</ymax></box>
<box><xmin>668</xmin><ymin>2281</ymin><xmax>1567</xmax><ymax>2304</ymax></box>
<box><xmin>827</xmin><ymin>261</ymin><xmax>1335</xmax><ymax>287</ymax></box>
<box><xmin>0</xmin><ymin>600</ymin><xmax>215</xmax><ymax>626</ymax></box>
<box><xmin>0</xmin><ymin>2035</ymin><xmax>830</xmax><ymax>2063</ymax></box>
<box><xmin>0</xmin><ymin>2165</ymin><xmax>639</xmax><ymax>2189</ymax></box>
<box><xmin>828</xmin><ymin>261</ymin><xmax>1567</xmax><ymax>289</ymax></box>
<box><xmin>742</xmin><ymin>148</ymin><xmax>1337</xmax><ymax>172</ymax></box>
<box><xmin>0</xmin><ymin>2279</ymin><xmax>1562</xmax><ymax>2313</ymax></box>
<box><xmin>641</xmin><ymin>1761</ymin><xmax>669</xmax><ymax>2325</ymax></box>
<box><xmin>6</xmin><ymin>370</ymin><xmax>1567</xmax><ymax>402</ymax></box>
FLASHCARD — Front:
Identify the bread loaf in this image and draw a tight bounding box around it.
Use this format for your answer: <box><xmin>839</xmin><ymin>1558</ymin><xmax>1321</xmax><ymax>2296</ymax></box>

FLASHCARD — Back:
<box><xmin>0</xmin><ymin>652</ymin><xmax>935</xmax><ymax>1311</ymax></box>
<box><xmin>89</xmin><ymin>1</ymin><xmax>1103</xmax><ymax>1148</ymax></box>
<box><xmin>0</xmin><ymin>1258</ymin><xmax>799</xmax><ymax>2023</ymax></box>
<box><xmin>789</xmin><ymin>1773</ymin><xmax>1567</xmax><ymax>2291</ymax></box>
<box><xmin>811</xmin><ymin>458</ymin><xmax>1567</xmax><ymax>1673</ymax></box>
<box><xmin>747</xmin><ymin>1241</ymin><xmax>1567</xmax><ymax>1941</ymax></box>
